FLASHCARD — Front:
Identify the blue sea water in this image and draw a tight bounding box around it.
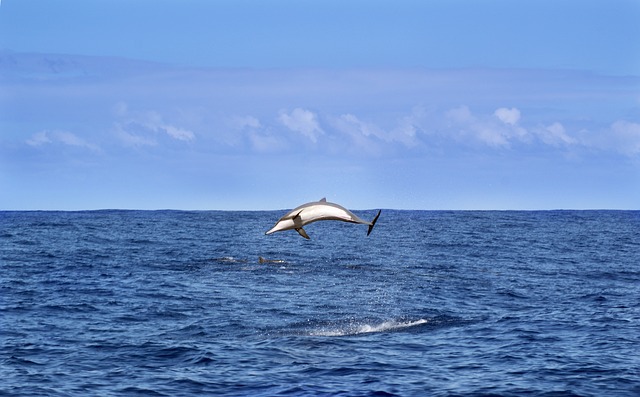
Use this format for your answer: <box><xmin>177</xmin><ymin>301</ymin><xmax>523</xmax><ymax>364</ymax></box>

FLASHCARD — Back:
<box><xmin>1</xmin><ymin>210</ymin><xmax>639</xmax><ymax>396</ymax></box>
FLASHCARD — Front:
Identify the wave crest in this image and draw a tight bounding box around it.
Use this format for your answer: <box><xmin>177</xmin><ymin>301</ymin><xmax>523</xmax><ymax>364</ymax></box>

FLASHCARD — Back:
<box><xmin>308</xmin><ymin>318</ymin><xmax>430</xmax><ymax>337</ymax></box>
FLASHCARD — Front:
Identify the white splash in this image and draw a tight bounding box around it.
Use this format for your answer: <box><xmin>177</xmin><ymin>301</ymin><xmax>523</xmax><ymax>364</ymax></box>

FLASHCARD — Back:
<box><xmin>310</xmin><ymin>318</ymin><xmax>429</xmax><ymax>337</ymax></box>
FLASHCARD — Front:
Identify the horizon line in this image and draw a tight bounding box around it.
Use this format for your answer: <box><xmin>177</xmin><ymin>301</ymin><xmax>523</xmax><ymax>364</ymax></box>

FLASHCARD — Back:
<box><xmin>1</xmin><ymin>208</ymin><xmax>637</xmax><ymax>212</ymax></box>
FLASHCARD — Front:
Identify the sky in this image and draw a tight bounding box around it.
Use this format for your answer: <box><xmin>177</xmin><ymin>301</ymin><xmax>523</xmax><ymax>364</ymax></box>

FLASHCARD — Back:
<box><xmin>1</xmin><ymin>0</ymin><xmax>639</xmax><ymax>210</ymax></box>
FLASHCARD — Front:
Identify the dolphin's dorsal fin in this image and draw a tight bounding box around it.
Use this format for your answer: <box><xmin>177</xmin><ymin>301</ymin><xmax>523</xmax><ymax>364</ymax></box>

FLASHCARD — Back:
<box><xmin>296</xmin><ymin>228</ymin><xmax>310</xmax><ymax>239</ymax></box>
<box><xmin>319</xmin><ymin>197</ymin><xmax>327</xmax><ymax>202</ymax></box>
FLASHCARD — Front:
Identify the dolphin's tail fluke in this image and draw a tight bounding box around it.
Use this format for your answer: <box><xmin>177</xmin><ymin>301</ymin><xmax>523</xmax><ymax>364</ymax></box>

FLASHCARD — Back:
<box><xmin>367</xmin><ymin>210</ymin><xmax>382</xmax><ymax>236</ymax></box>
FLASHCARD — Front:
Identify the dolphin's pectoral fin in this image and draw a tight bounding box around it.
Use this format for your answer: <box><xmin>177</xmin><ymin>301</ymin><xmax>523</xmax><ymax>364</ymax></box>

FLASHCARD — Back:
<box><xmin>296</xmin><ymin>228</ymin><xmax>311</xmax><ymax>239</ymax></box>
<box><xmin>292</xmin><ymin>209</ymin><xmax>304</xmax><ymax>228</ymax></box>
<box><xmin>367</xmin><ymin>210</ymin><xmax>382</xmax><ymax>236</ymax></box>
<box><xmin>319</xmin><ymin>197</ymin><xmax>327</xmax><ymax>202</ymax></box>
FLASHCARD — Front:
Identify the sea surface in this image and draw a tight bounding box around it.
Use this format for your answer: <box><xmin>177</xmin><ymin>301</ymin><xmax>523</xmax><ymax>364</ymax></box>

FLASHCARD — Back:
<box><xmin>1</xmin><ymin>210</ymin><xmax>639</xmax><ymax>396</ymax></box>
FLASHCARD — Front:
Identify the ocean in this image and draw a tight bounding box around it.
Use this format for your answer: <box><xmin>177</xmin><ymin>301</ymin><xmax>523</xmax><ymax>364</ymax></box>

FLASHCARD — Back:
<box><xmin>1</xmin><ymin>210</ymin><xmax>639</xmax><ymax>396</ymax></box>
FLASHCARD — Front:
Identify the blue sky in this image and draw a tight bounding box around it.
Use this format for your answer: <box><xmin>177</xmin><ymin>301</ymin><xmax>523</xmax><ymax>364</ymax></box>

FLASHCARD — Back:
<box><xmin>1</xmin><ymin>0</ymin><xmax>639</xmax><ymax>210</ymax></box>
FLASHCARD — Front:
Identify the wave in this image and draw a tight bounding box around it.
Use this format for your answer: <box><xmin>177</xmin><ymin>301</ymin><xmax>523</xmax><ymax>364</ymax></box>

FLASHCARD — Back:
<box><xmin>307</xmin><ymin>318</ymin><xmax>430</xmax><ymax>337</ymax></box>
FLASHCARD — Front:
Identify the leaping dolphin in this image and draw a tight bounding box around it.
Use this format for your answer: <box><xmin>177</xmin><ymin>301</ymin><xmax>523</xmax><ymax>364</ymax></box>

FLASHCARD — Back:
<box><xmin>265</xmin><ymin>198</ymin><xmax>381</xmax><ymax>239</ymax></box>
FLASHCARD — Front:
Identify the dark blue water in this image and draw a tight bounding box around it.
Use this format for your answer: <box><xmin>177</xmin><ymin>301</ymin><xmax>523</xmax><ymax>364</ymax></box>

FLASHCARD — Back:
<box><xmin>1</xmin><ymin>210</ymin><xmax>639</xmax><ymax>396</ymax></box>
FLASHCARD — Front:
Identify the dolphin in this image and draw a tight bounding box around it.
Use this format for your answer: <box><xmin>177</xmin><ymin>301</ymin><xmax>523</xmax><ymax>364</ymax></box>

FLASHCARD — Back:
<box><xmin>265</xmin><ymin>198</ymin><xmax>381</xmax><ymax>239</ymax></box>
<box><xmin>258</xmin><ymin>256</ymin><xmax>286</xmax><ymax>264</ymax></box>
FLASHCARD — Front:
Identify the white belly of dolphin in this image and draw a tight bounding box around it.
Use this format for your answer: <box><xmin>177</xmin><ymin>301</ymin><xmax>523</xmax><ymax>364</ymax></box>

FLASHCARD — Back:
<box><xmin>265</xmin><ymin>198</ymin><xmax>381</xmax><ymax>239</ymax></box>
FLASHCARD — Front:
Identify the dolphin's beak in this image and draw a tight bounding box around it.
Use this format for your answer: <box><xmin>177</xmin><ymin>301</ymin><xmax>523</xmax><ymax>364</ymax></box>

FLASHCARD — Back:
<box><xmin>265</xmin><ymin>218</ymin><xmax>295</xmax><ymax>235</ymax></box>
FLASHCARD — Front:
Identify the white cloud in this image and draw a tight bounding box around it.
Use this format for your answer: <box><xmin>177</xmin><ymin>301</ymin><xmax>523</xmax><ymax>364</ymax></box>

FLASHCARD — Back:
<box><xmin>446</xmin><ymin>106</ymin><xmax>511</xmax><ymax>147</ymax></box>
<box><xmin>218</xmin><ymin>115</ymin><xmax>265</xmax><ymax>149</ymax></box>
<box><xmin>225</xmin><ymin>114</ymin><xmax>291</xmax><ymax>152</ymax></box>
<box><xmin>535</xmin><ymin>122</ymin><xmax>576</xmax><ymax>147</ymax></box>
<box><xmin>139</xmin><ymin>111</ymin><xmax>195</xmax><ymax>141</ymax></box>
<box><xmin>390</xmin><ymin>106</ymin><xmax>423</xmax><ymax>147</ymax></box>
<box><xmin>494</xmin><ymin>107</ymin><xmax>529</xmax><ymax>142</ymax></box>
<box><xmin>163</xmin><ymin>125</ymin><xmax>195</xmax><ymax>141</ymax></box>
<box><xmin>26</xmin><ymin>130</ymin><xmax>100</xmax><ymax>151</ymax></box>
<box><xmin>114</xmin><ymin>103</ymin><xmax>197</xmax><ymax>142</ymax></box>
<box><xmin>338</xmin><ymin>114</ymin><xmax>385</xmax><ymax>139</ymax></box>
<box><xmin>446</xmin><ymin>105</ymin><xmax>475</xmax><ymax>124</ymax></box>
<box><xmin>476</xmin><ymin>125</ymin><xmax>511</xmax><ymax>147</ymax></box>
<box><xmin>443</xmin><ymin>106</ymin><xmax>535</xmax><ymax>148</ymax></box>
<box><xmin>56</xmin><ymin>131</ymin><xmax>87</xmax><ymax>147</ymax></box>
<box><xmin>231</xmin><ymin>115</ymin><xmax>262</xmax><ymax>130</ymax></box>
<box><xmin>114</xmin><ymin>103</ymin><xmax>195</xmax><ymax>145</ymax></box>
<box><xmin>609</xmin><ymin>120</ymin><xmax>640</xmax><ymax>156</ymax></box>
<box><xmin>114</xmin><ymin>123</ymin><xmax>158</xmax><ymax>147</ymax></box>
<box><xmin>248</xmin><ymin>131</ymin><xmax>288</xmax><ymax>152</ymax></box>
<box><xmin>494</xmin><ymin>107</ymin><xmax>520</xmax><ymax>125</ymax></box>
<box><xmin>333</xmin><ymin>110</ymin><xmax>420</xmax><ymax>153</ymax></box>
<box><xmin>278</xmin><ymin>108</ymin><xmax>324</xmax><ymax>143</ymax></box>
<box><xmin>333</xmin><ymin>114</ymin><xmax>385</xmax><ymax>154</ymax></box>
<box><xmin>113</xmin><ymin>101</ymin><xmax>128</xmax><ymax>117</ymax></box>
<box><xmin>26</xmin><ymin>131</ymin><xmax>51</xmax><ymax>146</ymax></box>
